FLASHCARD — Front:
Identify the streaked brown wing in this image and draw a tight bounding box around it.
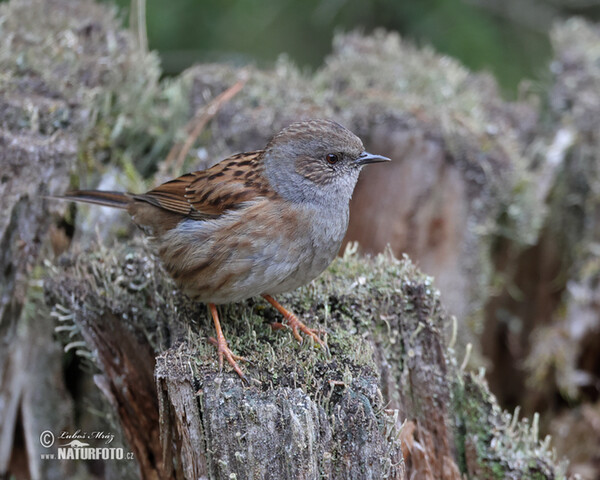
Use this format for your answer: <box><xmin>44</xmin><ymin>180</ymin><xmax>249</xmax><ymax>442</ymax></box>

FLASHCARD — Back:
<box><xmin>134</xmin><ymin>172</ymin><xmax>198</xmax><ymax>215</ymax></box>
<box><xmin>133</xmin><ymin>151</ymin><xmax>272</xmax><ymax>218</ymax></box>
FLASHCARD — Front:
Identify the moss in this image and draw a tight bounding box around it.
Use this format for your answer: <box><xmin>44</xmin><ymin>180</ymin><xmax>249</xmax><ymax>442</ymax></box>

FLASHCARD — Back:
<box><xmin>318</xmin><ymin>30</ymin><xmax>542</xmax><ymax>241</ymax></box>
<box><xmin>541</xmin><ymin>19</ymin><xmax>600</xmax><ymax>268</ymax></box>
<box><xmin>0</xmin><ymin>0</ymin><xmax>194</xmax><ymax>197</ymax></box>
<box><xmin>1</xmin><ymin>0</ymin><xmax>544</xmax><ymax>354</ymax></box>
<box><xmin>47</xmin><ymin>239</ymin><xmax>419</xmax><ymax>476</ymax></box>
<box><xmin>47</xmin><ymin>240</ymin><xmax>413</xmax><ymax>394</ymax></box>
<box><xmin>452</xmin><ymin>370</ymin><xmax>568</xmax><ymax>479</ymax></box>
<box><xmin>10</xmin><ymin>1</ymin><xmax>570</xmax><ymax>472</ymax></box>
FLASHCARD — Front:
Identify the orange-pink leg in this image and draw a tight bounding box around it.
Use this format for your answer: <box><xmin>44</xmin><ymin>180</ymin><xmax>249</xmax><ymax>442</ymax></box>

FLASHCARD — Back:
<box><xmin>262</xmin><ymin>294</ymin><xmax>327</xmax><ymax>350</ymax></box>
<box><xmin>208</xmin><ymin>303</ymin><xmax>247</xmax><ymax>382</ymax></box>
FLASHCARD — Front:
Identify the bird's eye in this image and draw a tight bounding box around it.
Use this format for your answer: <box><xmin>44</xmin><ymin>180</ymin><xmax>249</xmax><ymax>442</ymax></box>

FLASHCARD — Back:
<box><xmin>326</xmin><ymin>153</ymin><xmax>340</xmax><ymax>165</ymax></box>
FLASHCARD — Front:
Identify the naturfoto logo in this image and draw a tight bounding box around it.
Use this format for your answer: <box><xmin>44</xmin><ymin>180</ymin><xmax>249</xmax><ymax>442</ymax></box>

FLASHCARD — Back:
<box><xmin>39</xmin><ymin>429</ymin><xmax>134</xmax><ymax>462</ymax></box>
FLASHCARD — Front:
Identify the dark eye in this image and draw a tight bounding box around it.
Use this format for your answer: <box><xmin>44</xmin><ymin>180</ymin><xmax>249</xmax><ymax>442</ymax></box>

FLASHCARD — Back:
<box><xmin>326</xmin><ymin>153</ymin><xmax>340</xmax><ymax>165</ymax></box>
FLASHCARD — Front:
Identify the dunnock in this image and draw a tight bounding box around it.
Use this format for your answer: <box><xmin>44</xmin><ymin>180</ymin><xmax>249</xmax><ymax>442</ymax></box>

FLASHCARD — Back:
<box><xmin>56</xmin><ymin>119</ymin><xmax>389</xmax><ymax>381</ymax></box>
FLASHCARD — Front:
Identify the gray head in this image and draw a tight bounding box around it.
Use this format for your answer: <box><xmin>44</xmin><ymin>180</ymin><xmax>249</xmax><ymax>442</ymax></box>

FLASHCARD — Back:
<box><xmin>263</xmin><ymin>119</ymin><xmax>389</xmax><ymax>206</ymax></box>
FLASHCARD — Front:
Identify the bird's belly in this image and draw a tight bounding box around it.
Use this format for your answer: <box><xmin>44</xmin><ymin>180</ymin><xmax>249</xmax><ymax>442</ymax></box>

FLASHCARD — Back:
<box><xmin>265</xmin><ymin>243</ymin><xmax>339</xmax><ymax>295</ymax></box>
<box><xmin>191</xmin><ymin>234</ymin><xmax>341</xmax><ymax>304</ymax></box>
<box><xmin>157</xmin><ymin>202</ymin><xmax>347</xmax><ymax>304</ymax></box>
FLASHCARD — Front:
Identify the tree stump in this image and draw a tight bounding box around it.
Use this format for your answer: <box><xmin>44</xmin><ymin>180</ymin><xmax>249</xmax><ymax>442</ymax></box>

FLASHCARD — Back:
<box><xmin>43</xmin><ymin>243</ymin><xmax>565</xmax><ymax>479</ymax></box>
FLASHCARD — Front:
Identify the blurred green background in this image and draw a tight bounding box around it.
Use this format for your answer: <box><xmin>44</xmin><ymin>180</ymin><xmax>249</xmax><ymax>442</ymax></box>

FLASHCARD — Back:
<box><xmin>106</xmin><ymin>0</ymin><xmax>600</xmax><ymax>98</ymax></box>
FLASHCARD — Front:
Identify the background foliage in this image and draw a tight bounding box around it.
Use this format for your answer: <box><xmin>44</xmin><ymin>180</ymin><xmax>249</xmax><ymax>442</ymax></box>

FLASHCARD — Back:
<box><xmin>108</xmin><ymin>0</ymin><xmax>600</xmax><ymax>96</ymax></box>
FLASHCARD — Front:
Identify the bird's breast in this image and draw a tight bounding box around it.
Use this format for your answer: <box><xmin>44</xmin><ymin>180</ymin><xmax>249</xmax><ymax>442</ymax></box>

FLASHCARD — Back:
<box><xmin>265</xmin><ymin>201</ymin><xmax>349</xmax><ymax>294</ymax></box>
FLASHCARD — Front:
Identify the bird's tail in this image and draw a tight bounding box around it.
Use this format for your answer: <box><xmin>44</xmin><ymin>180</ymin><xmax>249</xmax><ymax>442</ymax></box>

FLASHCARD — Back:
<box><xmin>51</xmin><ymin>190</ymin><xmax>132</xmax><ymax>209</ymax></box>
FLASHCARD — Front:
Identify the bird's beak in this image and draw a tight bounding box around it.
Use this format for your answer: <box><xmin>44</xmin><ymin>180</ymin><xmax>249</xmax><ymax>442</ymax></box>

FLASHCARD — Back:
<box><xmin>354</xmin><ymin>151</ymin><xmax>391</xmax><ymax>166</ymax></box>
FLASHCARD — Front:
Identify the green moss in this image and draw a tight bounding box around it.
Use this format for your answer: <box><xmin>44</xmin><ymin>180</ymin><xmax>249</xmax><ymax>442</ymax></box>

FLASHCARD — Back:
<box><xmin>45</xmin><ymin>241</ymin><xmax>431</xmax><ymax>439</ymax></box>
<box><xmin>452</xmin><ymin>371</ymin><xmax>568</xmax><ymax>479</ymax></box>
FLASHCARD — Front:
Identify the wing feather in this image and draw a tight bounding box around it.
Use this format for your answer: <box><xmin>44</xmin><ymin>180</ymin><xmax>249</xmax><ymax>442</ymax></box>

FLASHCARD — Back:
<box><xmin>134</xmin><ymin>151</ymin><xmax>274</xmax><ymax>218</ymax></box>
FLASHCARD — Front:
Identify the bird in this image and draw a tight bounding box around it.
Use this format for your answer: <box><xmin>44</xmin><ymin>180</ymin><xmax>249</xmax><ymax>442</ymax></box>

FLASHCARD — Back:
<box><xmin>55</xmin><ymin>119</ymin><xmax>390</xmax><ymax>382</ymax></box>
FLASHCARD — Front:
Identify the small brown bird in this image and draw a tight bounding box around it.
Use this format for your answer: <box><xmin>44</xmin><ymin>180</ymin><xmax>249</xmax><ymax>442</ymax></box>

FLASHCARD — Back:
<box><xmin>57</xmin><ymin>119</ymin><xmax>389</xmax><ymax>381</ymax></box>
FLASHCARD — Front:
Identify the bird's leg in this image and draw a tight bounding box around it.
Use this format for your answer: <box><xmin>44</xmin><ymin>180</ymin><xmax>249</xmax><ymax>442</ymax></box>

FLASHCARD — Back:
<box><xmin>208</xmin><ymin>303</ymin><xmax>248</xmax><ymax>382</ymax></box>
<box><xmin>262</xmin><ymin>294</ymin><xmax>327</xmax><ymax>350</ymax></box>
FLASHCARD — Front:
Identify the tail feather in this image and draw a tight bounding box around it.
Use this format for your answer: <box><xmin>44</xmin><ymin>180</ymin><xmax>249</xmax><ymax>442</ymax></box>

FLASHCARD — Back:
<box><xmin>51</xmin><ymin>190</ymin><xmax>132</xmax><ymax>209</ymax></box>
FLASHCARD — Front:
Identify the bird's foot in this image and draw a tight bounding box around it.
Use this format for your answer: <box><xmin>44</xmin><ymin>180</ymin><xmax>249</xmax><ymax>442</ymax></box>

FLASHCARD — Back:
<box><xmin>208</xmin><ymin>304</ymin><xmax>248</xmax><ymax>384</ymax></box>
<box><xmin>207</xmin><ymin>336</ymin><xmax>247</xmax><ymax>363</ymax></box>
<box><xmin>263</xmin><ymin>294</ymin><xmax>328</xmax><ymax>352</ymax></box>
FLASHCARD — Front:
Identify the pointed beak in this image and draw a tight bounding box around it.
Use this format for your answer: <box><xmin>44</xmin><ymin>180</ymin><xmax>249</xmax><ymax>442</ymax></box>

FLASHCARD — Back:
<box><xmin>354</xmin><ymin>151</ymin><xmax>391</xmax><ymax>167</ymax></box>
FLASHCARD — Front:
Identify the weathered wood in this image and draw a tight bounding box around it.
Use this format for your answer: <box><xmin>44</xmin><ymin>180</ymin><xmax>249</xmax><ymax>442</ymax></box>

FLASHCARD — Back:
<box><xmin>515</xmin><ymin>20</ymin><xmax>600</xmax><ymax>477</ymax></box>
<box><xmin>46</xmin><ymin>244</ymin><xmax>406</xmax><ymax>479</ymax></box>
<box><xmin>156</xmin><ymin>357</ymin><xmax>206</xmax><ymax>480</ymax></box>
<box><xmin>78</xmin><ymin>308</ymin><xmax>165</xmax><ymax>479</ymax></box>
<box><xmin>157</xmin><ymin>356</ymin><xmax>395</xmax><ymax>480</ymax></box>
<box><xmin>0</xmin><ymin>22</ymin><xmax>81</xmax><ymax>476</ymax></box>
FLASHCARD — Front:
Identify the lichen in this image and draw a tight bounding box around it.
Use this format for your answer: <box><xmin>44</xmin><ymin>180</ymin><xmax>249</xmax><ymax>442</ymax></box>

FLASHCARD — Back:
<box><xmin>46</xmin><ymin>240</ymin><xmax>418</xmax><ymax>477</ymax></box>
<box><xmin>47</xmin><ymin>239</ymin><xmax>420</xmax><ymax>398</ymax></box>
<box><xmin>452</xmin><ymin>370</ymin><xmax>568</xmax><ymax>479</ymax></box>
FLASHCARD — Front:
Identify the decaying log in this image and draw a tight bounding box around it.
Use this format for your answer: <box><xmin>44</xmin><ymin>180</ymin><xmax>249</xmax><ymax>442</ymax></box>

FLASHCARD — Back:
<box><xmin>0</xmin><ymin>130</ymin><xmax>76</xmax><ymax>479</ymax></box>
